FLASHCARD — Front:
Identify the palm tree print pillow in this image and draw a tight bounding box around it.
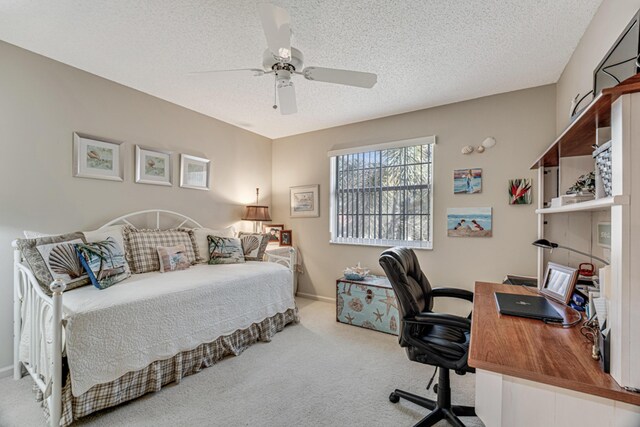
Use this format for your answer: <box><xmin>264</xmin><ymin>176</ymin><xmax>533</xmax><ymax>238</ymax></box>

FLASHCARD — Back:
<box><xmin>75</xmin><ymin>237</ymin><xmax>131</xmax><ymax>289</ymax></box>
<box><xmin>207</xmin><ymin>236</ymin><xmax>245</xmax><ymax>264</ymax></box>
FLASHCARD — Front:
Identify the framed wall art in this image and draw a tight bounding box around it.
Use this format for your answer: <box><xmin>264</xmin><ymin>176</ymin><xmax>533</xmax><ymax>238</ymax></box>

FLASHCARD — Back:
<box><xmin>279</xmin><ymin>229</ymin><xmax>293</xmax><ymax>246</ymax></box>
<box><xmin>135</xmin><ymin>145</ymin><xmax>172</xmax><ymax>186</ymax></box>
<box><xmin>453</xmin><ymin>168</ymin><xmax>482</xmax><ymax>194</ymax></box>
<box><xmin>447</xmin><ymin>207</ymin><xmax>492</xmax><ymax>237</ymax></box>
<box><xmin>73</xmin><ymin>132</ymin><xmax>124</xmax><ymax>181</ymax></box>
<box><xmin>290</xmin><ymin>184</ymin><xmax>319</xmax><ymax>217</ymax></box>
<box><xmin>180</xmin><ymin>154</ymin><xmax>210</xmax><ymax>190</ymax></box>
<box><xmin>508</xmin><ymin>178</ymin><xmax>532</xmax><ymax>204</ymax></box>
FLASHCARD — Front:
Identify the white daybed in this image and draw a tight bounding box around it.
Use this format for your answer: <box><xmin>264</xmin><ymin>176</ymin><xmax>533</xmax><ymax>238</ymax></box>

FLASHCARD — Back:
<box><xmin>13</xmin><ymin>210</ymin><xmax>298</xmax><ymax>427</ymax></box>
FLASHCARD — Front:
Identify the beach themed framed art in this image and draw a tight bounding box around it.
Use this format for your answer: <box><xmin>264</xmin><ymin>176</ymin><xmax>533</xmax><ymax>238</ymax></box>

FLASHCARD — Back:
<box><xmin>73</xmin><ymin>132</ymin><xmax>124</xmax><ymax>182</ymax></box>
<box><xmin>454</xmin><ymin>168</ymin><xmax>482</xmax><ymax>194</ymax></box>
<box><xmin>135</xmin><ymin>146</ymin><xmax>172</xmax><ymax>186</ymax></box>
<box><xmin>179</xmin><ymin>154</ymin><xmax>210</xmax><ymax>190</ymax></box>
<box><xmin>447</xmin><ymin>207</ymin><xmax>492</xmax><ymax>237</ymax></box>
<box><xmin>290</xmin><ymin>184</ymin><xmax>319</xmax><ymax>217</ymax></box>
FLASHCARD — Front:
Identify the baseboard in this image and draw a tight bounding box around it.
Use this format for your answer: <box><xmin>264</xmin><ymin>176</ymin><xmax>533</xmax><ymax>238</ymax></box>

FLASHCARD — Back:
<box><xmin>0</xmin><ymin>365</ymin><xmax>13</xmax><ymax>379</ymax></box>
<box><xmin>296</xmin><ymin>292</ymin><xmax>336</xmax><ymax>303</ymax></box>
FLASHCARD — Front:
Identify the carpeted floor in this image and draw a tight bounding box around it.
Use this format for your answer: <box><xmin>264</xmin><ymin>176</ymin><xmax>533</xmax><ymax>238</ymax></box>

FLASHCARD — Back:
<box><xmin>0</xmin><ymin>298</ymin><xmax>483</xmax><ymax>427</ymax></box>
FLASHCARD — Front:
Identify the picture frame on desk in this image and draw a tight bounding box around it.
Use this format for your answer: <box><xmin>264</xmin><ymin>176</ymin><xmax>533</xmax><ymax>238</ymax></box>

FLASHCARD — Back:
<box><xmin>540</xmin><ymin>262</ymin><xmax>579</xmax><ymax>305</ymax></box>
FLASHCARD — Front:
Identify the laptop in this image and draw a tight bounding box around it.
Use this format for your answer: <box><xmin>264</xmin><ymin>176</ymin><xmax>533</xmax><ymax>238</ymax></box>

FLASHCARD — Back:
<box><xmin>494</xmin><ymin>292</ymin><xmax>563</xmax><ymax>323</ymax></box>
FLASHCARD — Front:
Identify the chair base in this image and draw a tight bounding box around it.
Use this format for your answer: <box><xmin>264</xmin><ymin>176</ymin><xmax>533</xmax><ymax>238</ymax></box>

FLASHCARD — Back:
<box><xmin>389</xmin><ymin>368</ymin><xmax>476</xmax><ymax>427</ymax></box>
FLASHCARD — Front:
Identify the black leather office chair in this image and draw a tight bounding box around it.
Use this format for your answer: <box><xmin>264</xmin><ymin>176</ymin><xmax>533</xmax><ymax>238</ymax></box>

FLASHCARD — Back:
<box><xmin>379</xmin><ymin>247</ymin><xmax>476</xmax><ymax>427</ymax></box>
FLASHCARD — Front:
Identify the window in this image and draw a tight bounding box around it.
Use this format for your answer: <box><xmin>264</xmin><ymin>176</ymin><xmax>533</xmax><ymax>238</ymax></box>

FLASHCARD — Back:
<box><xmin>329</xmin><ymin>136</ymin><xmax>435</xmax><ymax>249</ymax></box>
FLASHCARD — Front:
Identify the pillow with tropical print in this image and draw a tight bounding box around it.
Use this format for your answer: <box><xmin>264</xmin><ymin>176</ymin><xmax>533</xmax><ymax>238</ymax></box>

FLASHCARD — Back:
<box><xmin>75</xmin><ymin>237</ymin><xmax>131</xmax><ymax>290</ymax></box>
<box><xmin>207</xmin><ymin>236</ymin><xmax>245</xmax><ymax>264</ymax></box>
<box><xmin>157</xmin><ymin>244</ymin><xmax>191</xmax><ymax>273</ymax></box>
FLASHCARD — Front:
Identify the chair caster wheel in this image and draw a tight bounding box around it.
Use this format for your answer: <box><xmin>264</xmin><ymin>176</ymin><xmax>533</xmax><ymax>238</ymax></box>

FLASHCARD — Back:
<box><xmin>433</xmin><ymin>384</ymin><xmax>438</xmax><ymax>393</ymax></box>
<box><xmin>389</xmin><ymin>392</ymin><xmax>400</xmax><ymax>403</ymax></box>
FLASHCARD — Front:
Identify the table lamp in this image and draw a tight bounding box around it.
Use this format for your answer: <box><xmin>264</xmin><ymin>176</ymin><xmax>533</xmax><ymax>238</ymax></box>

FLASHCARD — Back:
<box><xmin>242</xmin><ymin>188</ymin><xmax>271</xmax><ymax>233</ymax></box>
<box><xmin>532</xmin><ymin>238</ymin><xmax>609</xmax><ymax>265</ymax></box>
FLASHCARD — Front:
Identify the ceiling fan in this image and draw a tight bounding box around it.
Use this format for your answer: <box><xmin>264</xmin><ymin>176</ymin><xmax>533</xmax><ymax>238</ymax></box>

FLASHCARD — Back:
<box><xmin>190</xmin><ymin>3</ymin><xmax>377</xmax><ymax>115</ymax></box>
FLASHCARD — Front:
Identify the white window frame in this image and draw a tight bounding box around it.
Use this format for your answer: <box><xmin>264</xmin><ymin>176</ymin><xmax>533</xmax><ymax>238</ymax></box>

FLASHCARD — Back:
<box><xmin>328</xmin><ymin>136</ymin><xmax>436</xmax><ymax>250</ymax></box>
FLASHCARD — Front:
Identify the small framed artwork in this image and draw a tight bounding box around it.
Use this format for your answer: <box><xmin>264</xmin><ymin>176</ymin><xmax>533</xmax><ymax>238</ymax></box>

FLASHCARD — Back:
<box><xmin>541</xmin><ymin>262</ymin><xmax>579</xmax><ymax>305</ymax></box>
<box><xmin>135</xmin><ymin>145</ymin><xmax>172</xmax><ymax>186</ymax></box>
<box><xmin>508</xmin><ymin>178</ymin><xmax>532</xmax><ymax>204</ymax></box>
<box><xmin>73</xmin><ymin>132</ymin><xmax>124</xmax><ymax>181</ymax></box>
<box><xmin>262</xmin><ymin>223</ymin><xmax>284</xmax><ymax>243</ymax></box>
<box><xmin>447</xmin><ymin>207</ymin><xmax>492</xmax><ymax>237</ymax></box>
<box><xmin>279</xmin><ymin>229</ymin><xmax>293</xmax><ymax>246</ymax></box>
<box><xmin>597</xmin><ymin>222</ymin><xmax>611</xmax><ymax>248</ymax></box>
<box><xmin>453</xmin><ymin>168</ymin><xmax>482</xmax><ymax>194</ymax></box>
<box><xmin>290</xmin><ymin>184</ymin><xmax>319</xmax><ymax>217</ymax></box>
<box><xmin>180</xmin><ymin>154</ymin><xmax>210</xmax><ymax>190</ymax></box>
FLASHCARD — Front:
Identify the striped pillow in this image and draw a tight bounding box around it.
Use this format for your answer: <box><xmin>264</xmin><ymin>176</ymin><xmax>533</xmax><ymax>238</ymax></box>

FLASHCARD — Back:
<box><xmin>124</xmin><ymin>227</ymin><xmax>199</xmax><ymax>273</ymax></box>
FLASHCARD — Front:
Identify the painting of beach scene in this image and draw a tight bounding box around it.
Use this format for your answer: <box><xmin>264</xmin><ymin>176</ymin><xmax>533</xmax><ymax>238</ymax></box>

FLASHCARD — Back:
<box><xmin>508</xmin><ymin>178</ymin><xmax>532</xmax><ymax>204</ymax></box>
<box><xmin>454</xmin><ymin>168</ymin><xmax>482</xmax><ymax>194</ymax></box>
<box><xmin>447</xmin><ymin>207</ymin><xmax>492</xmax><ymax>237</ymax></box>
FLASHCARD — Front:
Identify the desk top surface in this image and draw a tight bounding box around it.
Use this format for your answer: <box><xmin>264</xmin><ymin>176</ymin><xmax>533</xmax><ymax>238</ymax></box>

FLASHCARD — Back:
<box><xmin>469</xmin><ymin>282</ymin><xmax>640</xmax><ymax>406</ymax></box>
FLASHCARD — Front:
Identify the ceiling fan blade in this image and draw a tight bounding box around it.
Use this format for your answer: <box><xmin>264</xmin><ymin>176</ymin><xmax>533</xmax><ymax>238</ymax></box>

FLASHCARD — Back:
<box><xmin>302</xmin><ymin>67</ymin><xmax>377</xmax><ymax>88</ymax></box>
<box><xmin>258</xmin><ymin>3</ymin><xmax>292</xmax><ymax>61</ymax></box>
<box><xmin>277</xmin><ymin>78</ymin><xmax>297</xmax><ymax>115</ymax></box>
<box><xmin>188</xmin><ymin>68</ymin><xmax>269</xmax><ymax>76</ymax></box>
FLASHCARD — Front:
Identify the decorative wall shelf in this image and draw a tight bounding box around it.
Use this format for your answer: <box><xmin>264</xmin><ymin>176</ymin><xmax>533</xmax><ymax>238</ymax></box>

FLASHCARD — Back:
<box><xmin>535</xmin><ymin>195</ymin><xmax>629</xmax><ymax>214</ymax></box>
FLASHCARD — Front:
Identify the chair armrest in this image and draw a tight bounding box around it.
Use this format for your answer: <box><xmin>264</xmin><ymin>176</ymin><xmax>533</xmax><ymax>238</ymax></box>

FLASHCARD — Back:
<box><xmin>431</xmin><ymin>287</ymin><xmax>474</xmax><ymax>302</ymax></box>
<box><xmin>405</xmin><ymin>312</ymin><xmax>471</xmax><ymax>331</ymax></box>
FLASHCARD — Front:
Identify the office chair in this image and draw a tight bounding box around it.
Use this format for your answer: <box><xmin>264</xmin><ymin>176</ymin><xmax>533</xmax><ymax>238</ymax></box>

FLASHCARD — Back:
<box><xmin>379</xmin><ymin>247</ymin><xmax>476</xmax><ymax>427</ymax></box>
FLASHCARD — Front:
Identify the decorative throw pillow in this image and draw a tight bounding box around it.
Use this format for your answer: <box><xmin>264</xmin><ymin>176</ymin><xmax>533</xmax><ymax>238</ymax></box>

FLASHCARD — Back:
<box><xmin>75</xmin><ymin>237</ymin><xmax>131</xmax><ymax>290</ymax></box>
<box><xmin>124</xmin><ymin>227</ymin><xmax>199</xmax><ymax>273</ymax></box>
<box><xmin>16</xmin><ymin>232</ymin><xmax>91</xmax><ymax>296</ymax></box>
<box><xmin>157</xmin><ymin>244</ymin><xmax>191</xmax><ymax>273</ymax></box>
<box><xmin>207</xmin><ymin>236</ymin><xmax>245</xmax><ymax>264</ymax></box>
<box><xmin>192</xmin><ymin>226</ymin><xmax>236</xmax><ymax>263</ymax></box>
<box><xmin>83</xmin><ymin>224</ymin><xmax>127</xmax><ymax>254</ymax></box>
<box><xmin>238</xmin><ymin>232</ymin><xmax>270</xmax><ymax>261</ymax></box>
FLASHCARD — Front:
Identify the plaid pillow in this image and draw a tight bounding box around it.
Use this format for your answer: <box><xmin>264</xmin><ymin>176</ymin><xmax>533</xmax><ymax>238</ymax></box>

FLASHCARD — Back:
<box><xmin>124</xmin><ymin>227</ymin><xmax>199</xmax><ymax>273</ymax></box>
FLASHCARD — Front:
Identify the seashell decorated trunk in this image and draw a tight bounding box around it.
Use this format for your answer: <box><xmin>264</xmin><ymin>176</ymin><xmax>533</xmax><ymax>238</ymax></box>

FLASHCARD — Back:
<box><xmin>336</xmin><ymin>275</ymin><xmax>400</xmax><ymax>335</ymax></box>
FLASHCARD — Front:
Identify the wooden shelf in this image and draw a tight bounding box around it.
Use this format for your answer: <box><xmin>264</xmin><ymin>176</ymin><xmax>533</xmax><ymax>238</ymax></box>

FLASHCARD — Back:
<box><xmin>535</xmin><ymin>195</ymin><xmax>629</xmax><ymax>214</ymax></box>
<box><xmin>469</xmin><ymin>282</ymin><xmax>640</xmax><ymax>406</ymax></box>
<box><xmin>531</xmin><ymin>74</ymin><xmax>640</xmax><ymax>169</ymax></box>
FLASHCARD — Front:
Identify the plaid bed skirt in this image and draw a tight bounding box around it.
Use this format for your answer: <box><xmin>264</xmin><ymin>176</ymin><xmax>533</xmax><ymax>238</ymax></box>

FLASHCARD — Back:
<box><xmin>34</xmin><ymin>308</ymin><xmax>297</xmax><ymax>426</ymax></box>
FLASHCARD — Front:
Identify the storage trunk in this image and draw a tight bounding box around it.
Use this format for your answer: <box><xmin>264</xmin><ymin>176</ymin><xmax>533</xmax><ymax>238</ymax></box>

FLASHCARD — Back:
<box><xmin>336</xmin><ymin>276</ymin><xmax>399</xmax><ymax>335</ymax></box>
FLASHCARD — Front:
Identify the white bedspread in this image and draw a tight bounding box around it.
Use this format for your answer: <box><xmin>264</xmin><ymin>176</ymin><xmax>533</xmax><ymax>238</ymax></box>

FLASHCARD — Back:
<box><xmin>60</xmin><ymin>262</ymin><xmax>295</xmax><ymax>396</ymax></box>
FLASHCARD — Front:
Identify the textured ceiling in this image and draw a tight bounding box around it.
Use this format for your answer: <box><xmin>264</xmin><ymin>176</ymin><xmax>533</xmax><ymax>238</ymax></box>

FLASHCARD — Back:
<box><xmin>0</xmin><ymin>0</ymin><xmax>602</xmax><ymax>139</ymax></box>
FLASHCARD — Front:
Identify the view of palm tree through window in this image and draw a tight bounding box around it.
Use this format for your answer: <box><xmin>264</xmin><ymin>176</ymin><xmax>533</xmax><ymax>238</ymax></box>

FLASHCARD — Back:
<box><xmin>333</xmin><ymin>143</ymin><xmax>433</xmax><ymax>247</ymax></box>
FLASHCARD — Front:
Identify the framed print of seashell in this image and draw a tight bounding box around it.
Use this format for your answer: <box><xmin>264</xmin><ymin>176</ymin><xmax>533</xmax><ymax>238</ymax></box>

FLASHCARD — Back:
<box><xmin>461</xmin><ymin>145</ymin><xmax>474</xmax><ymax>155</ymax></box>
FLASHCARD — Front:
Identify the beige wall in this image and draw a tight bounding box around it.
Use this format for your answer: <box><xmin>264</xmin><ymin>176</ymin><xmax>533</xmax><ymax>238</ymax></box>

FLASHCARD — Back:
<box><xmin>271</xmin><ymin>85</ymin><xmax>556</xmax><ymax>302</ymax></box>
<box><xmin>0</xmin><ymin>41</ymin><xmax>272</xmax><ymax>370</ymax></box>
<box><xmin>556</xmin><ymin>0</ymin><xmax>640</xmax><ymax>133</ymax></box>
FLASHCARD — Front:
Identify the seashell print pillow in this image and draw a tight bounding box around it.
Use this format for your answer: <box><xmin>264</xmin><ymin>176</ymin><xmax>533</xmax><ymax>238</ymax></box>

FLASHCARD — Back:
<box><xmin>237</xmin><ymin>232</ymin><xmax>270</xmax><ymax>261</ymax></box>
<box><xmin>207</xmin><ymin>236</ymin><xmax>245</xmax><ymax>265</ymax></box>
<box><xmin>16</xmin><ymin>232</ymin><xmax>91</xmax><ymax>296</ymax></box>
<box><xmin>157</xmin><ymin>244</ymin><xmax>191</xmax><ymax>273</ymax></box>
<box><xmin>75</xmin><ymin>237</ymin><xmax>131</xmax><ymax>289</ymax></box>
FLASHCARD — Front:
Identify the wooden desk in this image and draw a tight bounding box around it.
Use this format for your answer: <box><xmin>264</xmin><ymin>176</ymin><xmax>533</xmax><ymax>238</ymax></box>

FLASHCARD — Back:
<box><xmin>469</xmin><ymin>282</ymin><xmax>640</xmax><ymax>406</ymax></box>
<box><xmin>469</xmin><ymin>282</ymin><xmax>640</xmax><ymax>427</ymax></box>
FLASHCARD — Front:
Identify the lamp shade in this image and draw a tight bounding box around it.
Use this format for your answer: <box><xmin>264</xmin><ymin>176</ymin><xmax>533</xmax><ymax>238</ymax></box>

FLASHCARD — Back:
<box><xmin>242</xmin><ymin>205</ymin><xmax>272</xmax><ymax>222</ymax></box>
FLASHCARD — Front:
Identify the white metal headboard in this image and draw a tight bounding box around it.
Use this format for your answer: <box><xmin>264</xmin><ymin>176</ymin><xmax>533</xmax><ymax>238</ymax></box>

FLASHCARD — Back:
<box><xmin>100</xmin><ymin>209</ymin><xmax>203</xmax><ymax>230</ymax></box>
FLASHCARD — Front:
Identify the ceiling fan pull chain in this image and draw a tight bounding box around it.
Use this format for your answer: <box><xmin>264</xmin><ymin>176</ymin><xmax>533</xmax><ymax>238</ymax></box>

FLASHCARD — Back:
<box><xmin>273</xmin><ymin>77</ymin><xmax>278</xmax><ymax>110</ymax></box>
